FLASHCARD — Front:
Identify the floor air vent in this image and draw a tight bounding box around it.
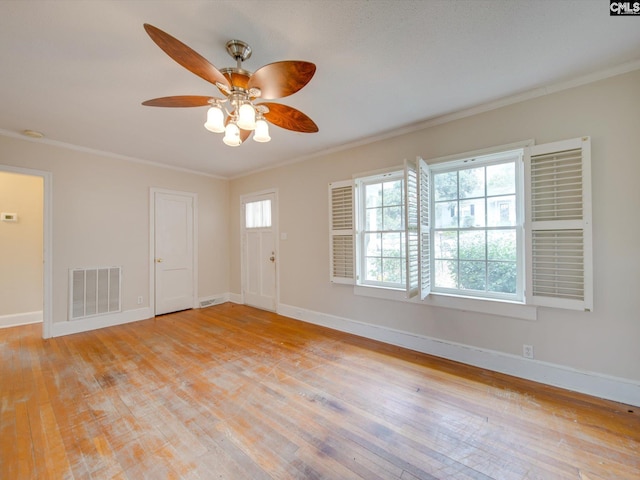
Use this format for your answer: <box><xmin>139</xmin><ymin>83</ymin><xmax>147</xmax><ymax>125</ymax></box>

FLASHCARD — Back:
<box><xmin>200</xmin><ymin>298</ymin><xmax>220</xmax><ymax>308</ymax></box>
<box><xmin>70</xmin><ymin>267</ymin><xmax>121</xmax><ymax>320</ymax></box>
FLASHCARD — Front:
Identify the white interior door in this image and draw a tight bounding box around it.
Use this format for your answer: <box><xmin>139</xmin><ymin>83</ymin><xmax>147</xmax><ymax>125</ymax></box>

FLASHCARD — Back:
<box><xmin>154</xmin><ymin>191</ymin><xmax>195</xmax><ymax>315</ymax></box>
<box><xmin>242</xmin><ymin>192</ymin><xmax>277</xmax><ymax>311</ymax></box>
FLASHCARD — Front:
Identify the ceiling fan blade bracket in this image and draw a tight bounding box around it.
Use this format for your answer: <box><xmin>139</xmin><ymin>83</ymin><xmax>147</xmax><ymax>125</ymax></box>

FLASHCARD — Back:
<box><xmin>255</xmin><ymin>104</ymin><xmax>270</xmax><ymax>115</ymax></box>
<box><xmin>215</xmin><ymin>82</ymin><xmax>231</xmax><ymax>96</ymax></box>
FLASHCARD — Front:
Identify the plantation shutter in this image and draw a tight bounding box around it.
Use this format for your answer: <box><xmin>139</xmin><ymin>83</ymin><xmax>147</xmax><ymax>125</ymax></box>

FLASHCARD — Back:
<box><xmin>404</xmin><ymin>160</ymin><xmax>419</xmax><ymax>298</ymax></box>
<box><xmin>524</xmin><ymin>136</ymin><xmax>592</xmax><ymax>310</ymax></box>
<box><xmin>329</xmin><ymin>180</ymin><xmax>355</xmax><ymax>284</ymax></box>
<box><xmin>418</xmin><ymin>157</ymin><xmax>431</xmax><ymax>299</ymax></box>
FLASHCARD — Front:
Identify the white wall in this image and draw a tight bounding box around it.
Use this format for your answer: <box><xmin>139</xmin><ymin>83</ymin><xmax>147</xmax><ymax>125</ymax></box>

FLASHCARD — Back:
<box><xmin>0</xmin><ymin>171</ymin><xmax>43</xmax><ymax>318</ymax></box>
<box><xmin>229</xmin><ymin>70</ymin><xmax>640</xmax><ymax>390</ymax></box>
<box><xmin>0</xmin><ymin>136</ymin><xmax>229</xmax><ymax>332</ymax></box>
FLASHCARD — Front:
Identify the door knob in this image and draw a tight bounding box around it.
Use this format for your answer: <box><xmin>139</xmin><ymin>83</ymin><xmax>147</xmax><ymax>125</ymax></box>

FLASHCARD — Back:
<box><xmin>269</xmin><ymin>254</ymin><xmax>275</xmax><ymax>262</ymax></box>
<box><xmin>156</xmin><ymin>258</ymin><xmax>163</xmax><ymax>263</ymax></box>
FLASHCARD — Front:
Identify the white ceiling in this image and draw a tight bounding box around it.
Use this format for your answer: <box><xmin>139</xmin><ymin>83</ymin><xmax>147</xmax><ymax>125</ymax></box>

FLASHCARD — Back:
<box><xmin>1</xmin><ymin>1</ymin><xmax>639</xmax><ymax>178</ymax></box>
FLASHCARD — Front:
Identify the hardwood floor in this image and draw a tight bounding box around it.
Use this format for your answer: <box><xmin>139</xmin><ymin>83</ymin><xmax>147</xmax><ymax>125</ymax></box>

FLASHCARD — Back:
<box><xmin>1</xmin><ymin>303</ymin><xmax>638</xmax><ymax>479</ymax></box>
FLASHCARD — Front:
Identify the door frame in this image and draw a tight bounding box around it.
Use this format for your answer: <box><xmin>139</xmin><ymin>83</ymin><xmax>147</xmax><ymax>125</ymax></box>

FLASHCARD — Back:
<box><xmin>240</xmin><ymin>188</ymin><xmax>279</xmax><ymax>310</ymax></box>
<box><xmin>0</xmin><ymin>164</ymin><xmax>52</xmax><ymax>338</ymax></box>
<box><xmin>149</xmin><ymin>188</ymin><xmax>198</xmax><ymax>316</ymax></box>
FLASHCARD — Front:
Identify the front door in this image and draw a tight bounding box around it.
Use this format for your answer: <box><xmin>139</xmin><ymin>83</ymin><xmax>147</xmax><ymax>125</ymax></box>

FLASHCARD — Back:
<box><xmin>154</xmin><ymin>191</ymin><xmax>195</xmax><ymax>315</ymax></box>
<box><xmin>242</xmin><ymin>192</ymin><xmax>277</xmax><ymax>311</ymax></box>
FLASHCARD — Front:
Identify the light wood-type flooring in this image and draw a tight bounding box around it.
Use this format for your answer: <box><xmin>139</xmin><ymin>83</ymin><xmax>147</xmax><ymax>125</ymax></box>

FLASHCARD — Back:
<box><xmin>1</xmin><ymin>303</ymin><xmax>638</xmax><ymax>479</ymax></box>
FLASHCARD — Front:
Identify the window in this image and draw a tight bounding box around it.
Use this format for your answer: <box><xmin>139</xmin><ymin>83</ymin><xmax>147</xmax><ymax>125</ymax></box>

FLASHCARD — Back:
<box><xmin>431</xmin><ymin>150</ymin><xmax>523</xmax><ymax>301</ymax></box>
<box><xmin>329</xmin><ymin>137</ymin><xmax>592</xmax><ymax>312</ymax></box>
<box><xmin>245</xmin><ymin>199</ymin><xmax>272</xmax><ymax>228</ymax></box>
<box><xmin>357</xmin><ymin>172</ymin><xmax>406</xmax><ymax>289</ymax></box>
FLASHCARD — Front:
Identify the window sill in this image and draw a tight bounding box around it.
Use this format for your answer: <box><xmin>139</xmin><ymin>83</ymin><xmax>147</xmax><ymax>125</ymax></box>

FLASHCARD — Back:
<box><xmin>354</xmin><ymin>285</ymin><xmax>408</xmax><ymax>302</ymax></box>
<box><xmin>422</xmin><ymin>293</ymin><xmax>537</xmax><ymax>321</ymax></box>
<box><xmin>354</xmin><ymin>285</ymin><xmax>537</xmax><ymax>321</ymax></box>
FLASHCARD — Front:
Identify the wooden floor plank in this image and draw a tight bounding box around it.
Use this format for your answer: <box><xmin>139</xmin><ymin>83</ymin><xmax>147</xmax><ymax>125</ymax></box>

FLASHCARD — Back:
<box><xmin>15</xmin><ymin>400</ymin><xmax>36</xmax><ymax>479</ymax></box>
<box><xmin>1</xmin><ymin>303</ymin><xmax>639</xmax><ymax>479</ymax></box>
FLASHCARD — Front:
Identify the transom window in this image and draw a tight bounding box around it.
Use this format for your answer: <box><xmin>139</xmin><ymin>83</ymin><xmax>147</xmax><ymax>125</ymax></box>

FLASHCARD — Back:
<box><xmin>245</xmin><ymin>199</ymin><xmax>272</xmax><ymax>228</ymax></box>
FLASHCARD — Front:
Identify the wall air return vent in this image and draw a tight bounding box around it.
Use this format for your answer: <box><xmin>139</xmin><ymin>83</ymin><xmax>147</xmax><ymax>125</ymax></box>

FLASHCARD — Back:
<box><xmin>69</xmin><ymin>267</ymin><xmax>121</xmax><ymax>320</ymax></box>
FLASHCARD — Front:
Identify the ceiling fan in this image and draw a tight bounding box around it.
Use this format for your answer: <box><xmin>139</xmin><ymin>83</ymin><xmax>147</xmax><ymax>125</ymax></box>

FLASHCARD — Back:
<box><xmin>142</xmin><ymin>23</ymin><xmax>318</xmax><ymax>146</ymax></box>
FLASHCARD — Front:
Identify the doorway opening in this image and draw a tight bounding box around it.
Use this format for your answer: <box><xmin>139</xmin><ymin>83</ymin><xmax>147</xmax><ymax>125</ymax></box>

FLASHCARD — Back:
<box><xmin>0</xmin><ymin>165</ymin><xmax>52</xmax><ymax>338</ymax></box>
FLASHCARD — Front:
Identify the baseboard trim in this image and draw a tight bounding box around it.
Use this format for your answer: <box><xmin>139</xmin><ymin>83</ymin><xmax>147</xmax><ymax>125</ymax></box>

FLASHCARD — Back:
<box><xmin>228</xmin><ymin>292</ymin><xmax>244</xmax><ymax>304</ymax></box>
<box><xmin>50</xmin><ymin>307</ymin><xmax>153</xmax><ymax>337</ymax></box>
<box><xmin>0</xmin><ymin>311</ymin><xmax>43</xmax><ymax>329</ymax></box>
<box><xmin>278</xmin><ymin>303</ymin><xmax>640</xmax><ymax>407</ymax></box>
<box><xmin>50</xmin><ymin>291</ymin><xmax>244</xmax><ymax>337</ymax></box>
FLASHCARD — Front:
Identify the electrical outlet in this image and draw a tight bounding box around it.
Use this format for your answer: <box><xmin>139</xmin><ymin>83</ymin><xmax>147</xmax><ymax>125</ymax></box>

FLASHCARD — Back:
<box><xmin>137</xmin><ymin>296</ymin><xmax>143</xmax><ymax>305</ymax></box>
<box><xmin>523</xmin><ymin>344</ymin><xmax>534</xmax><ymax>359</ymax></box>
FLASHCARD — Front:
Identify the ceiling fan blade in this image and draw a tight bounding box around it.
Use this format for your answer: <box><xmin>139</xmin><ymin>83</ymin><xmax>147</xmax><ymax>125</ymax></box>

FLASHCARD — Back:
<box><xmin>225</xmin><ymin>112</ymin><xmax>252</xmax><ymax>144</ymax></box>
<box><xmin>142</xmin><ymin>95</ymin><xmax>218</xmax><ymax>107</ymax></box>
<box><xmin>144</xmin><ymin>24</ymin><xmax>230</xmax><ymax>88</ymax></box>
<box><xmin>248</xmin><ymin>61</ymin><xmax>316</xmax><ymax>99</ymax></box>
<box><xmin>260</xmin><ymin>102</ymin><xmax>318</xmax><ymax>133</ymax></box>
<box><xmin>239</xmin><ymin>128</ymin><xmax>252</xmax><ymax>143</ymax></box>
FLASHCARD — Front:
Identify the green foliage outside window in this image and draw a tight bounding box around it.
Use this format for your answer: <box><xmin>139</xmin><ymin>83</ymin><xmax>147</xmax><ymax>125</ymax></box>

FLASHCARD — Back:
<box><xmin>364</xmin><ymin>178</ymin><xmax>405</xmax><ymax>286</ymax></box>
<box><xmin>453</xmin><ymin>232</ymin><xmax>517</xmax><ymax>294</ymax></box>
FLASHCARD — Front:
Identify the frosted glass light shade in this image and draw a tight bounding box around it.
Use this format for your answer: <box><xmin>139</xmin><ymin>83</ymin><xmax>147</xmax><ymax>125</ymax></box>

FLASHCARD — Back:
<box><xmin>223</xmin><ymin>123</ymin><xmax>241</xmax><ymax>146</ymax></box>
<box><xmin>253</xmin><ymin>119</ymin><xmax>271</xmax><ymax>142</ymax></box>
<box><xmin>204</xmin><ymin>106</ymin><xmax>225</xmax><ymax>133</ymax></box>
<box><xmin>237</xmin><ymin>103</ymin><xmax>256</xmax><ymax>130</ymax></box>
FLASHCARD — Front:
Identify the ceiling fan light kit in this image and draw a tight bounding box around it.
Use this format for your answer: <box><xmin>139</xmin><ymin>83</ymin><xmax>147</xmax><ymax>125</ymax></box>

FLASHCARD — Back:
<box><xmin>204</xmin><ymin>103</ymin><xmax>225</xmax><ymax>133</ymax></box>
<box><xmin>142</xmin><ymin>24</ymin><xmax>318</xmax><ymax>147</ymax></box>
<box><xmin>223</xmin><ymin>122</ymin><xmax>241</xmax><ymax>147</ymax></box>
<box><xmin>253</xmin><ymin>119</ymin><xmax>271</xmax><ymax>143</ymax></box>
<box><xmin>237</xmin><ymin>102</ymin><xmax>257</xmax><ymax>130</ymax></box>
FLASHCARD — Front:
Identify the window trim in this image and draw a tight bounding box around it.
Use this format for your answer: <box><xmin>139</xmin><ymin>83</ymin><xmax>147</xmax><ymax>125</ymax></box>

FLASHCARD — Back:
<box><xmin>427</xmin><ymin>140</ymin><xmax>534</xmax><ymax>168</ymax></box>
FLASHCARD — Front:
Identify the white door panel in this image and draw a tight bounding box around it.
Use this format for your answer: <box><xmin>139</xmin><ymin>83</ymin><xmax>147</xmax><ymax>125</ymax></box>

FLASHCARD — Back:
<box><xmin>155</xmin><ymin>192</ymin><xmax>195</xmax><ymax>315</ymax></box>
<box><xmin>260</xmin><ymin>231</ymin><xmax>275</xmax><ymax>299</ymax></box>
<box><xmin>242</xmin><ymin>193</ymin><xmax>277</xmax><ymax>311</ymax></box>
